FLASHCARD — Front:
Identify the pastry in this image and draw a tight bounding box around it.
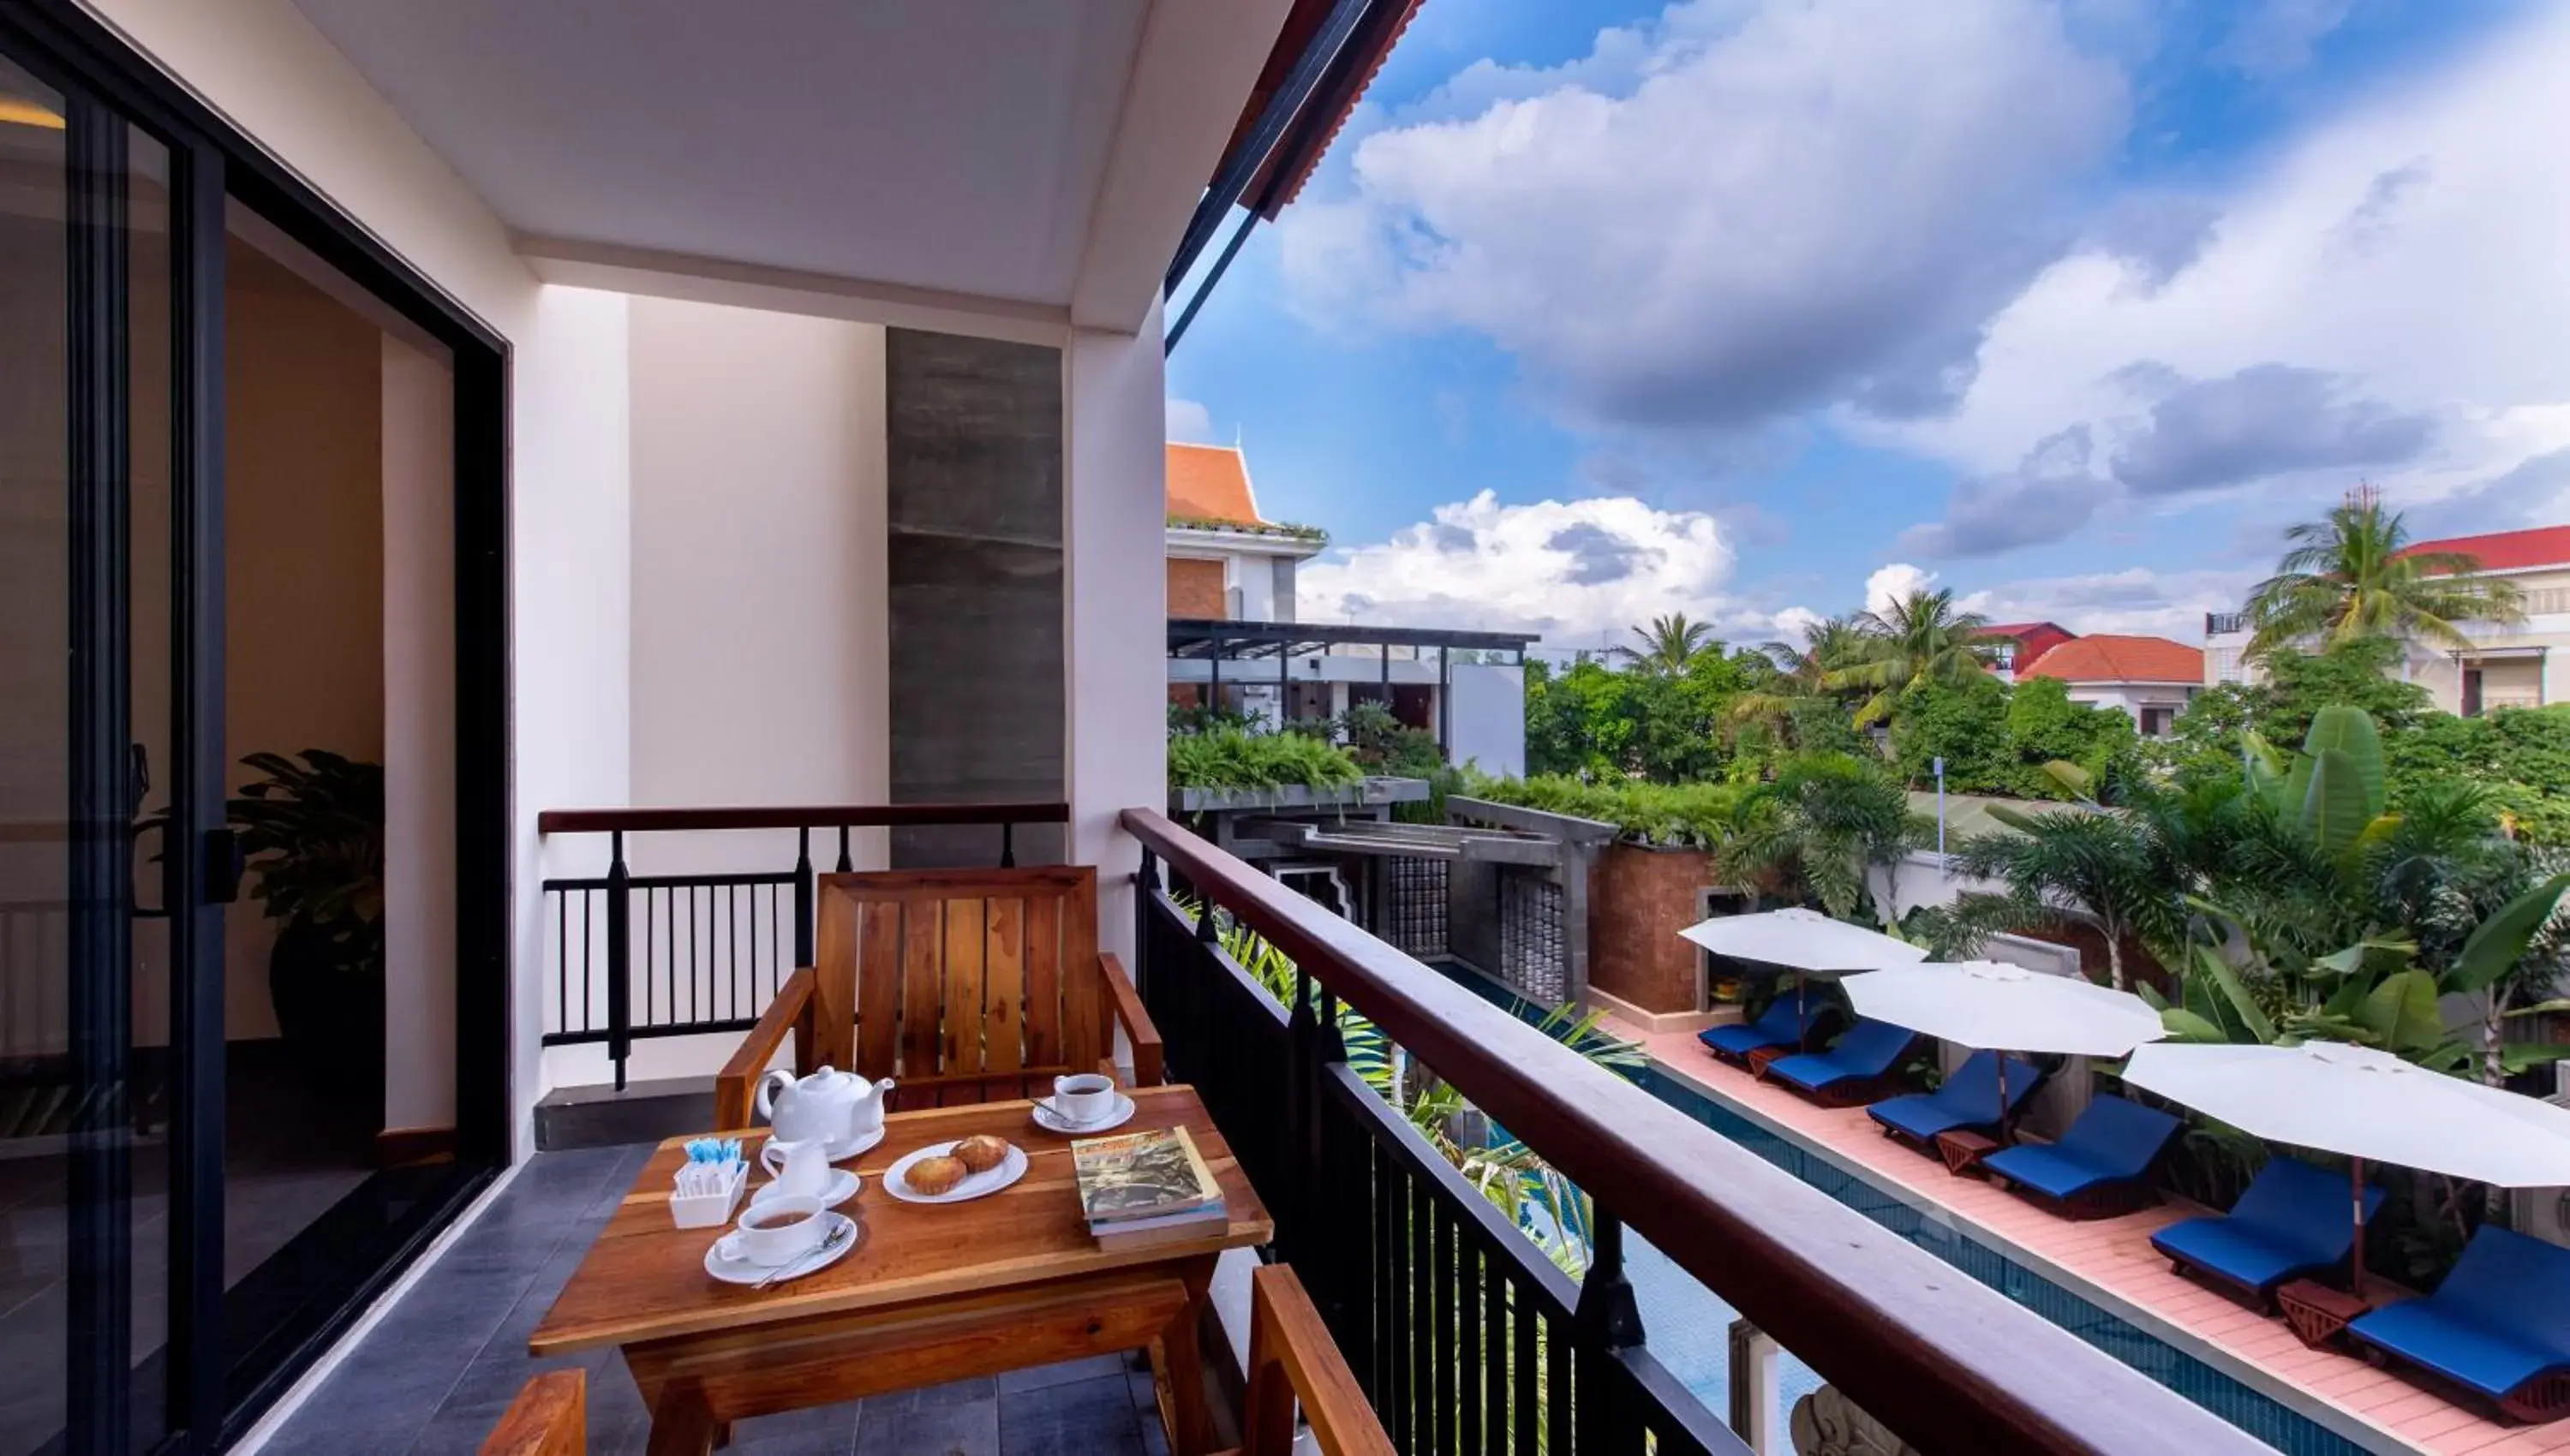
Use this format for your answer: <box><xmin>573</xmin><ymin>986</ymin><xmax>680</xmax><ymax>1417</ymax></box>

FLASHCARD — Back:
<box><xmin>903</xmin><ymin>1155</ymin><xmax>966</xmax><ymax>1196</ymax></box>
<box><xmin>953</xmin><ymin>1135</ymin><xmax>1011</xmax><ymax>1173</ymax></box>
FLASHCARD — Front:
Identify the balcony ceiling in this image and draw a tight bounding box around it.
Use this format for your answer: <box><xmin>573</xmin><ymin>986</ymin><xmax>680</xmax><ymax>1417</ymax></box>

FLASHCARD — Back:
<box><xmin>290</xmin><ymin>0</ymin><xmax>1270</xmax><ymax>331</ymax></box>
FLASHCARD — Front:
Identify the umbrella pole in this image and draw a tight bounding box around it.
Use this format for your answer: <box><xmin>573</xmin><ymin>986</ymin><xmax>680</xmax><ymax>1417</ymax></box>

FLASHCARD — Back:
<box><xmin>1997</xmin><ymin>1055</ymin><xmax>2011</xmax><ymax>1145</ymax></box>
<box><xmin>1795</xmin><ymin>974</ymin><xmax>1809</xmax><ymax>1045</ymax></box>
<box><xmin>2350</xmin><ymin>1157</ymin><xmax>2366</xmax><ymax>1302</ymax></box>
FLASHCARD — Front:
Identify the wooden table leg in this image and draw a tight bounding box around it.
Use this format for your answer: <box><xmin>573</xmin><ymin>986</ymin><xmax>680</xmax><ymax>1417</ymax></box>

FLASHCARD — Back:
<box><xmin>1153</xmin><ymin>1257</ymin><xmax>1219</xmax><ymax>1456</ymax></box>
<box><xmin>642</xmin><ymin>1381</ymin><xmax>721</xmax><ymax>1456</ymax></box>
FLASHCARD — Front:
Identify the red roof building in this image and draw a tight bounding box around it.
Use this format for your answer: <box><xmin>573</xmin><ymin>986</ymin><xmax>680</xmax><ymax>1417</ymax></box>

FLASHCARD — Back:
<box><xmin>2019</xmin><ymin>635</ymin><xmax>2206</xmax><ymax>738</ymax></box>
<box><xmin>2399</xmin><ymin>524</ymin><xmax>2570</xmax><ymax>573</ymax></box>
<box><xmin>1978</xmin><ymin>621</ymin><xmax>2077</xmax><ymax>676</ymax></box>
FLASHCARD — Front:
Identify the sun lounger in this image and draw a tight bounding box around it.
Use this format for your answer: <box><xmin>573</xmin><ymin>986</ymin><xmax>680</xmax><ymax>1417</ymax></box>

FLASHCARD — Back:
<box><xmin>1697</xmin><ymin>995</ymin><xmax>1819</xmax><ymax>1065</ymax></box>
<box><xmin>1981</xmin><ymin>1095</ymin><xmax>2181</xmax><ymax>1215</ymax></box>
<box><xmin>1866</xmin><ymin>1050</ymin><xmax>2045</xmax><ymax>1150</ymax></box>
<box><xmin>2149</xmin><ymin>1156</ymin><xmax>2385</xmax><ymax>1310</ymax></box>
<box><xmin>1761</xmin><ymin>1018</ymin><xmax>1916</xmax><ymax>1107</ymax></box>
<box><xmin>2346</xmin><ymin>1225</ymin><xmax>2570</xmax><ymax>1423</ymax></box>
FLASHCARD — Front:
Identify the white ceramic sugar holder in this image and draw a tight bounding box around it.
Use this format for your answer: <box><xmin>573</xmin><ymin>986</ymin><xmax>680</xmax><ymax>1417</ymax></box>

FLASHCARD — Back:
<box><xmin>668</xmin><ymin>1161</ymin><xmax>747</xmax><ymax>1229</ymax></box>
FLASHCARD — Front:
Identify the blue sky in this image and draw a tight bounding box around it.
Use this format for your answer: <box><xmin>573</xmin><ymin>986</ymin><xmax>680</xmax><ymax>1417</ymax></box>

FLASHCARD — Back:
<box><xmin>1165</xmin><ymin>0</ymin><xmax>2567</xmax><ymax>656</ymax></box>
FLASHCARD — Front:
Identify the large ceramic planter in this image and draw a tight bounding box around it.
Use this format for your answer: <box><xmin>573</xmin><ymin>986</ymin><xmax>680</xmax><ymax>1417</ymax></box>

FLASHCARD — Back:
<box><xmin>267</xmin><ymin>916</ymin><xmax>384</xmax><ymax>1109</ymax></box>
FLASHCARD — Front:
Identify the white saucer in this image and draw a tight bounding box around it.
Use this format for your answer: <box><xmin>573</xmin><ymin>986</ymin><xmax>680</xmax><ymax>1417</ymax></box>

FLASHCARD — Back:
<box><xmin>761</xmin><ymin>1124</ymin><xmax>885</xmax><ymax>1167</ymax></box>
<box><xmin>750</xmin><ymin>1167</ymin><xmax>861</xmax><ymax>1210</ymax></box>
<box><xmin>883</xmin><ymin>1141</ymin><xmax>1030</xmax><ymax>1204</ymax></box>
<box><xmin>702</xmin><ymin>1210</ymin><xmax>862</xmax><ymax>1286</ymax></box>
<box><xmin>1031</xmin><ymin>1093</ymin><xmax>1135</xmax><ymax>1136</ymax></box>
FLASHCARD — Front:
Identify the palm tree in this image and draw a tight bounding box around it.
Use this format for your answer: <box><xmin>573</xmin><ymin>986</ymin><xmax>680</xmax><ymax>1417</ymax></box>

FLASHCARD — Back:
<box><xmin>1613</xmin><ymin>612</ymin><xmax>1713</xmax><ymax>675</ymax></box>
<box><xmin>1731</xmin><ymin>614</ymin><xmax>1863</xmax><ymax>741</ymax></box>
<box><xmin>1826</xmin><ymin>588</ymin><xmax>1995</xmax><ymax>725</ymax></box>
<box><xmin>1721</xmin><ymin>755</ymin><xmax>1933</xmax><ymax>922</ymax></box>
<box><xmin>2244</xmin><ymin>485</ymin><xmax>2525</xmax><ymax>659</ymax></box>
<box><xmin>1946</xmin><ymin>808</ymin><xmax>2177</xmax><ymax>992</ymax></box>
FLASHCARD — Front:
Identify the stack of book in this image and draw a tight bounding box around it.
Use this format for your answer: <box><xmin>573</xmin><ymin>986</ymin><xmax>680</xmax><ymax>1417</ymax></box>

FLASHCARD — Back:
<box><xmin>1072</xmin><ymin>1125</ymin><xmax>1227</xmax><ymax>1250</ymax></box>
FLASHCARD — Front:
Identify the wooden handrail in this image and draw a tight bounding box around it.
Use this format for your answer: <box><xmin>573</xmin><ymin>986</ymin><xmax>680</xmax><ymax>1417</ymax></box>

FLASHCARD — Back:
<box><xmin>1121</xmin><ymin>807</ymin><xmax>2267</xmax><ymax>1456</ymax></box>
<box><xmin>536</xmin><ymin>802</ymin><xmax>1069</xmax><ymax>835</ymax></box>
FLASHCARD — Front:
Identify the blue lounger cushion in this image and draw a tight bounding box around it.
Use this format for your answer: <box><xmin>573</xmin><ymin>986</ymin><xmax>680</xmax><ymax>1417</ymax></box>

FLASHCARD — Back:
<box><xmin>2149</xmin><ymin>1157</ymin><xmax>2387</xmax><ymax>1299</ymax></box>
<box><xmin>1698</xmin><ymin>996</ymin><xmax>1812</xmax><ymax>1059</ymax></box>
<box><xmin>1981</xmin><ymin>1095</ymin><xmax>2181</xmax><ymax>1200</ymax></box>
<box><xmin>1765</xmin><ymin>1018</ymin><xmax>1916</xmax><ymax>1096</ymax></box>
<box><xmin>2348</xmin><ymin>1226</ymin><xmax>2570</xmax><ymax>1403</ymax></box>
<box><xmin>1866</xmin><ymin>1050</ymin><xmax>2043</xmax><ymax>1143</ymax></box>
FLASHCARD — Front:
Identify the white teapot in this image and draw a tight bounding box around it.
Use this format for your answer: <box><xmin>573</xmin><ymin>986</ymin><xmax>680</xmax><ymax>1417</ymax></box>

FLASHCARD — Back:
<box><xmin>753</xmin><ymin>1065</ymin><xmax>893</xmax><ymax>1147</ymax></box>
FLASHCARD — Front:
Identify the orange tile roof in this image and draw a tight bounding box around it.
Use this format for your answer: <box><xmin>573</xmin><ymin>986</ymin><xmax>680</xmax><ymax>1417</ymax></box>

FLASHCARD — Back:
<box><xmin>2019</xmin><ymin>635</ymin><xmax>2204</xmax><ymax>685</ymax></box>
<box><xmin>2400</xmin><ymin>523</ymin><xmax>2570</xmax><ymax>572</ymax></box>
<box><xmin>1166</xmin><ymin>443</ymin><xmax>1264</xmax><ymax>527</ymax></box>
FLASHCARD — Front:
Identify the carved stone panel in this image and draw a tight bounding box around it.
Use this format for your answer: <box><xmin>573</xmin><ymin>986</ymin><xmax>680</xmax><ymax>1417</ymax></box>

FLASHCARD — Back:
<box><xmin>1790</xmin><ymin>1385</ymin><xmax>1922</xmax><ymax>1456</ymax></box>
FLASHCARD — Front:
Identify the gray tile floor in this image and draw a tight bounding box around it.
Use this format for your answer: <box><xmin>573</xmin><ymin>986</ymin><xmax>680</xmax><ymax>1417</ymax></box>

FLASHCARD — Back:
<box><xmin>257</xmin><ymin>1144</ymin><xmax>1166</xmax><ymax>1456</ymax></box>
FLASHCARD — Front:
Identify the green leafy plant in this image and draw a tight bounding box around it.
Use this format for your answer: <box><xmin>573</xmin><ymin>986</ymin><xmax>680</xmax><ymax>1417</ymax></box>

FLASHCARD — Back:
<box><xmin>230</xmin><ymin>749</ymin><xmax>385</xmax><ymax>950</ymax></box>
<box><xmin>2244</xmin><ymin>484</ymin><xmax>2525</xmax><ymax>660</ymax></box>
<box><xmin>1461</xmin><ymin>772</ymin><xmax>1739</xmax><ymax>849</ymax></box>
<box><xmin>1167</xmin><ymin>726</ymin><xmax>1364</xmax><ymax>793</ymax></box>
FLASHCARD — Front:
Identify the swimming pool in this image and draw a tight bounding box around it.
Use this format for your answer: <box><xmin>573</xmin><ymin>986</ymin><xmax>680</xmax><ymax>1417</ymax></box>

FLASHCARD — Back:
<box><xmin>1448</xmin><ymin>970</ymin><xmax>2377</xmax><ymax>1456</ymax></box>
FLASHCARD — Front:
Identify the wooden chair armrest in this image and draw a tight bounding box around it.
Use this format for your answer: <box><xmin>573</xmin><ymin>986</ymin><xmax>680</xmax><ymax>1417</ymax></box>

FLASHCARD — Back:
<box><xmin>1097</xmin><ymin>952</ymin><xmax>1163</xmax><ymax>1088</ymax></box>
<box><xmin>714</xmin><ymin>966</ymin><xmax>813</xmax><ymax>1132</ymax></box>
<box><xmin>1244</xmin><ymin>1264</ymin><xmax>1394</xmax><ymax>1456</ymax></box>
<box><xmin>479</xmin><ymin>1369</ymin><xmax>584</xmax><ymax>1456</ymax></box>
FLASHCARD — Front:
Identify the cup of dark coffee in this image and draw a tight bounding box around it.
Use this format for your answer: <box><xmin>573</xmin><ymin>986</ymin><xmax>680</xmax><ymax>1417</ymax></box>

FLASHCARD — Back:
<box><xmin>1050</xmin><ymin>1072</ymin><xmax>1116</xmax><ymax>1126</ymax></box>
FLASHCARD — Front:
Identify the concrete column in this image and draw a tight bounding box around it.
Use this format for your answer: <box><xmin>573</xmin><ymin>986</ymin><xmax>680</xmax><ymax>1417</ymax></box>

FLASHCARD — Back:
<box><xmin>1065</xmin><ymin>300</ymin><xmax>1168</xmax><ymax>960</ymax></box>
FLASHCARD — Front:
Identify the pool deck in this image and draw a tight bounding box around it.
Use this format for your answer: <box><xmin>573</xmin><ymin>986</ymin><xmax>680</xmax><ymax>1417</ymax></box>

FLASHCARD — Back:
<box><xmin>1609</xmin><ymin>1018</ymin><xmax>2570</xmax><ymax>1456</ymax></box>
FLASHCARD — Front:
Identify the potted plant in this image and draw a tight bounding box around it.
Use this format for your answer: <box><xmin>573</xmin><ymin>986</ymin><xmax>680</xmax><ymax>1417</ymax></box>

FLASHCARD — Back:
<box><xmin>231</xmin><ymin>749</ymin><xmax>385</xmax><ymax>1102</ymax></box>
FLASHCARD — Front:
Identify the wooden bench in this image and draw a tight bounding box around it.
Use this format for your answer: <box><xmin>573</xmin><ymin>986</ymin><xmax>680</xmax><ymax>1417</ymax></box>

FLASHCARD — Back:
<box><xmin>1234</xmin><ymin>1264</ymin><xmax>1395</xmax><ymax>1456</ymax></box>
<box><xmin>479</xmin><ymin>1370</ymin><xmax>583</xmax><ymax>1456</ymax></box>
<box><xmin>714</xmin><ymin>866</ymin><xmax>1164</xmax><ymax>1129</ymax></box>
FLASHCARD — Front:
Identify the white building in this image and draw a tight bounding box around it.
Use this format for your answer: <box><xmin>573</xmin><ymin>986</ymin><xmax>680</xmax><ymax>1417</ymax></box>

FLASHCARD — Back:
<box><xmin>2203</xmin><ymin>523</ymin><xmax>2570</xmax><ymax>713</ymax></box>
<box><xmin>1162</xmin><ymin>442</ymin><xmax>1535</xmax><ymax>775</ymax></box>
<box><xmin>2018</xmin><ymin>636</ymin><xmax>2204</xmax><ymax>737</ymax></box>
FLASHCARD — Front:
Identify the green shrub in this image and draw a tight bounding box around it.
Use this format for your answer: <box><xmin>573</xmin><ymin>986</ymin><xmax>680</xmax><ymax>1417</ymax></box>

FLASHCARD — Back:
<box><xmin>1168</xmin><ymin>728</ymin><xmax>1364</xmax><ymax>792</ymax></box>
<box><xmin>1461</xmin><ymin>772</ymin><xmax>1739</xmax><ymax>848</ymax></box>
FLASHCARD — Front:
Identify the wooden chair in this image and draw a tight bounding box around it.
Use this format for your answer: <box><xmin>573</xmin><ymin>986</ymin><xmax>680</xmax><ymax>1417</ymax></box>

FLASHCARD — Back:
<box><xmin>1235</xmin><ymin>1264</ymin><xmax>1395</xmax><ymax>1456</ymax></box>
<box><xmin>479</xmin><ymin>1369</ymin><xmax>583</xmax><ymax>1456</ymax></box>
<box><xmin>714</xmin><ymin>866</ymin><xmax>1163</xmax><ymax>1128</ymax></box>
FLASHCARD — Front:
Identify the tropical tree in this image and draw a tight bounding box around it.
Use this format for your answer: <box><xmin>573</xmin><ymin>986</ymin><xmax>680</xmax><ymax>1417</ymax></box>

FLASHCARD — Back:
<box><xmin>1827</xmin><ymin>588</ymin><xmax>1996</xmax><ymax>726</ymax></box>
<box><xmin>2244</xmin><ymin>485</ymin><xmax>2525</xmax><ymax>660</ymax></box>
<box><xmin>1944</xmin><ymin>808</ymin><xmax>2179</xmax><ymax>992</ymax></box>
<box><xmin>1723</xmin><ymin>755</ymin><xmax>1933</xmax><ymax>922</ymax></box>
<box><xmin>1614</xmin><ymin>612</ymin><xmax>1715</xmax><ymax>675</ymax></box>
<box><xmin>1731</xmin><ymin>614</ymin><xmax>1866</xmax><ymax>738</ymax></box>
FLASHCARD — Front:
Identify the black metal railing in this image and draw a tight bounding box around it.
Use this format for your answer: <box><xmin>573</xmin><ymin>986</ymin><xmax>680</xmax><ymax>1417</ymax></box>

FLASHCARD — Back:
<box><xmin>536</xmin><ymin>802</ymin><xmax>1067</xmax><ymax>1088</ymax></box>
<box><xmin>1123</xmin><ymin>806</ymin><xmax>2274</xmax><ymax>1456</ymax></box>
<box><xmin>1136</xmin><ymin>846</ymin><xmax>1738</xmax><ymax>1454</ymax></box>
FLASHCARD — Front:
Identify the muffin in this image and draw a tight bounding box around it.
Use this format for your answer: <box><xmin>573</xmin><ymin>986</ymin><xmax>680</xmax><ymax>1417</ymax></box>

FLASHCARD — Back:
<box><xmin>953</xmin><ymin>1135</ymin><xmax>1011</xmax><ymax>1173</ymax></box>
<box><xmin>903</xmin><ymin>1155</ymin><xmax>967</xmax><ymax>1196</ymax></box>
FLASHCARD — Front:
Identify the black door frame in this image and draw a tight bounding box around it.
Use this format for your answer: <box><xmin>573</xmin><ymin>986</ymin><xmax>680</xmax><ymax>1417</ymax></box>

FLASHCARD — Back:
<box><xmin>3</xmin><ymin>3</ymin><xmax>514</xmax><ymax>1450</ymax></box>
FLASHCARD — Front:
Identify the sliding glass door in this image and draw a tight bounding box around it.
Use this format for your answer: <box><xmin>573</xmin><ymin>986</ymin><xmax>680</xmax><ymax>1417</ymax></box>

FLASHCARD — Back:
<box><xmin>0</xmin><ymin>37</ymin><xmax>227</xmax><ymax>1456</ymax></box>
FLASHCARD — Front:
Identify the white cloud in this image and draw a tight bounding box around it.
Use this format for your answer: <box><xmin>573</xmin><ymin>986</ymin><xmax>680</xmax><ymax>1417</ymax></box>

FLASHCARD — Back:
<box><xmin>1279</xmin><ymin>0</ymin><xmax>2125</xmax><ymax>429</ymax></box>
<box><xmin>1165</xmin><ymin>397</ymin><xmax>1216</xmax><ymax>445</ymax></box>
<box><xmin>2213</xmin><ymin>0</ymin><xmax>2353</xmax><ymax>77</ymax></box>
<box><xmin>1957</xmin><ymin>565</ymin><xmax>2262</xmax><ymax>639</ymax></box>
<box><xmin>1295</xmin><ymin>492</ymin><xmax>1739</xmax><ymax>645</ymax></box>
<box><xmin>1873</xmin><ymin>7</ymin><xmax>2570</xmax><ymax>521</ymax></box>
<box><xmin>1862</xmin><ymin>563</ymin><xmax>1938</xmax><ymax>616</ymax></box>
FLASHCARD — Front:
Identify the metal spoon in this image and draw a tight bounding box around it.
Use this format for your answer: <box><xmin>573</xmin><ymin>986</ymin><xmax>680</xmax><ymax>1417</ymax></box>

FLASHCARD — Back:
<box><xmin>754</xmin><ymin>1221</ymin><xmax>852</xmax><ymax>1288</ymax></box>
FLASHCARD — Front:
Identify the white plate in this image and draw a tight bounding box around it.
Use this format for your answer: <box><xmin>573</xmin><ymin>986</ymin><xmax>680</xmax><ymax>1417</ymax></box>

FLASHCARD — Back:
<box><xmin>702</xmin><ymin>1211</ymin><xmax>863</xmax><ymax>1286</ymax></box>
<box><xmin>750</xmin><ymin>1167</ymin><xmax>860</xmax><ymax>1210</ymax></box>
<box><xmin>883</xmin><ymin>1140</ymin><xmax>1030</xmax><ymax>1204</ymax></box>
<box><xmin>1031</xmin><ymin>1093</ymin><xmax>1135</xmax><ymax>1136</ymax></box>
<box><xmin>760</xmin><ymin>1124</ymin><xmax>885</xmax><ymax>1167</ymax></box>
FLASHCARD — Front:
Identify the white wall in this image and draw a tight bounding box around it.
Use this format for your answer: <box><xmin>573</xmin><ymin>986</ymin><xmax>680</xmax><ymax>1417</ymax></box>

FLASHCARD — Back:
<box><xmin>625</xmin><ymin>297</ymin><xmax>890</xmax><ymax>873</ymax></box>
<box><xmin>2064</xmin><ymin>683</ymin><xmax>2195</xmax><ymax>734</ymax></box>
<box><xmin>1067</xmin><ymin>301</ymin><xmax>1170</xmax><ymax>961</ymax></box>
<box><xmin>1448</xmin><ymin>663</ymin><xmax>1525</xmax><ymax>778</ymax></box>
<box><xmin>382</xmin><ymin>334</ymin><xmax>457</xmax><ymax>1132</ymax></box>
<box><xmin>90</xmin><ymin>0</ymin><xmax>641</xmax><ymax>1157</ymax></box>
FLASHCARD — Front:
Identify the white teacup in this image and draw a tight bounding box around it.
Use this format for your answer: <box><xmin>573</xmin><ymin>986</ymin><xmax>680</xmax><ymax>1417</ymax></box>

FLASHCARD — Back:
<box><xmin>761</xmin><ymin>1137</ymin><xmax>831</xmax><ymax>1198</ymax></box>
<box><xmin>1051</xmin><ymin>1072</ymin><xmax>1116</xmax><ymax>1126</ymax></box>
<box><xmin>717</xmin><ymin>1195</ymin><xmax>826</xmax><ymax>1267</ymax></box>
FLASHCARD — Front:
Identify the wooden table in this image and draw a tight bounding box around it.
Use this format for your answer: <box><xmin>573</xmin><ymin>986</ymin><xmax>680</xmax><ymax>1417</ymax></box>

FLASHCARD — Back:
<box><xmin>1934</xmin><ymin>1129</ymin><xmax>1999</xmax><ymax>1178</ymax></box>
<box><xmin>2276</xmin><ymin>1279</ymin><xmax>2372</xmax><ymax>1350</ymax></box>
<box><xmin>1745</xmin><ymin>1045</ymin><xmax>1793</xmax><ymax>1080</ymax></box>
<box><xmin>530</xmin><ymin>1084</ymin><xmax>1272</xmax><ymax>1456</ymax></box>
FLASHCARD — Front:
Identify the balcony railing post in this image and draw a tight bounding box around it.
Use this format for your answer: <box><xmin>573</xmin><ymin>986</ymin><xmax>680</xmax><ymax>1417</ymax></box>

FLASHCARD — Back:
<box><xmin>792</xmin><ymin>827</ymin><xmax>814</xmax><ymax>970</ymax></box>
<box><xmin>1000</xmin><ymin>820</ymin><xmax>1015</xmax><ymax>868</ymax></box>
<box><xmin>1133</xmin><ymin>849</ymin><xmax>1156</xmax><ymax>1001</ymax></box>
<box><xmin>604</xmin><ymin>831</ymin><xmax>631</xmax><ymax>1090</ymax></box>
<box><xmin>834</xmin><ymin>824</ymin><xmax>852</xmax><ymax>874</ymax></box>
<box><xmin>1575</xmin><ymin>1210</ymin><xmax>1647</xmax><ymax>1451</ymax></box>
<box><xmin>1284</xmin><ymin>962</ymin><xmax>1316</xmax><ymax>1268</ymax></box>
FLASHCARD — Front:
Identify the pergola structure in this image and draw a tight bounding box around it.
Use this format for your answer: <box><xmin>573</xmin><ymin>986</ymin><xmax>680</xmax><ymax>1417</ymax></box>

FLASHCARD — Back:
<box><xmin>1166</xmin><ymin>617</ymin><xmax>1539</xmax><ymax>748</ymax></box>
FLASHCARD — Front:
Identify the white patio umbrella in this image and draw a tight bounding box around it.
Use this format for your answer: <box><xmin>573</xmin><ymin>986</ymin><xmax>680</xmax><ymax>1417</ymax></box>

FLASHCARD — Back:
<box><xmin>1676</xmin><ymin>907</ymin><xmax>1928</xmax><ymax>1035</ymax></box>
<box><xmin>1843</xmin><ymin>960</ymin><xmax>2167</xmax><ymax>1140</ymax></box>
<box><xmin>2123</xmin><ymin>1040</ymin><xmax>2570</xmax><ymax>1296</ymax></box>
